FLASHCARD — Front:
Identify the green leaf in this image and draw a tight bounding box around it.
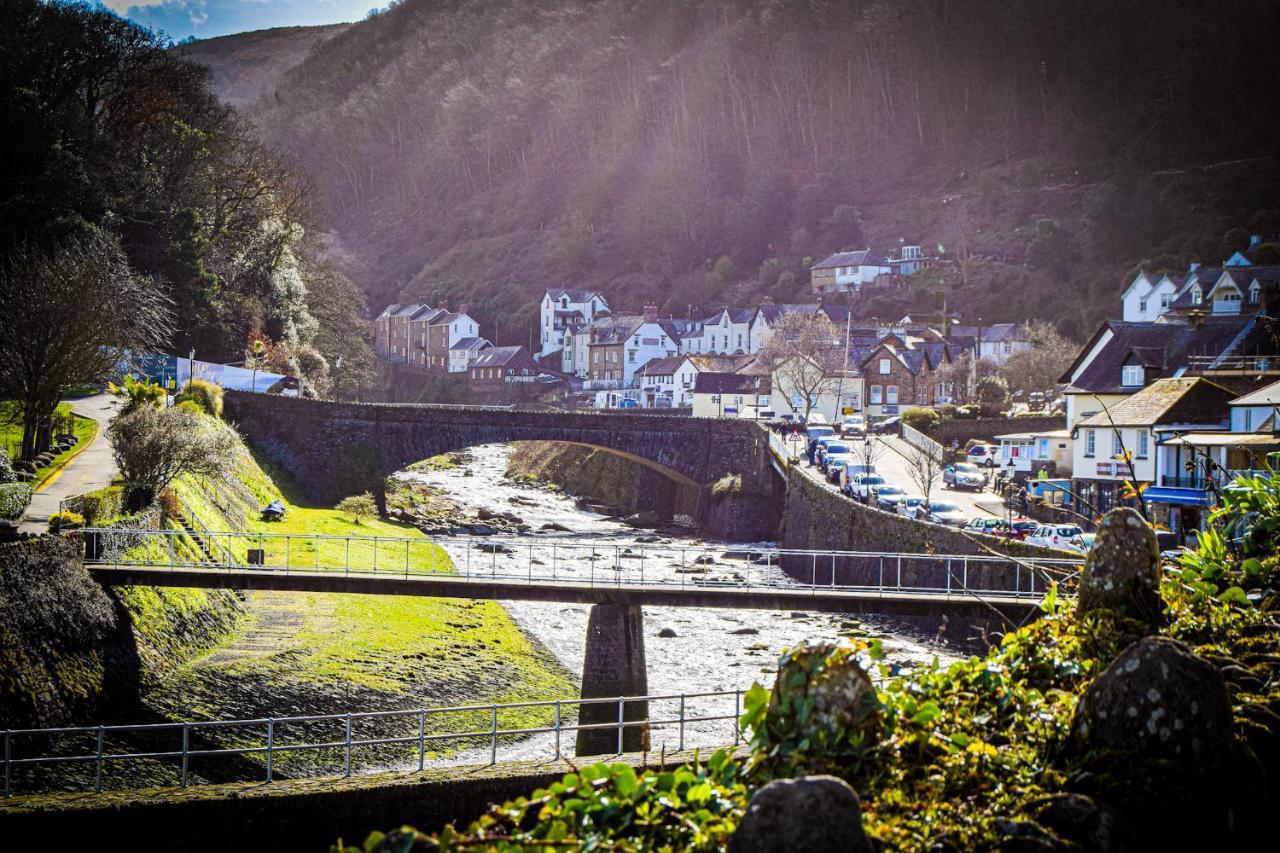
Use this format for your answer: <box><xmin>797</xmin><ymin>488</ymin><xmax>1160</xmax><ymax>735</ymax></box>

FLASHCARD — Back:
<box><xmin>1219</xmin><ymin>586</ymin><xmax>1250</xmax><ymax>607</ymax></box>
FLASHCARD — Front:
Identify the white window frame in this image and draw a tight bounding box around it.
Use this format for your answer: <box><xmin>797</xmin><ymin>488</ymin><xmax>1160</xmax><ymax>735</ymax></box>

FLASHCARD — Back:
<box><xmin>1112</xmin><ymin>429</ymin><xmax>1123</xmax><ymax>458</ymax></box>
<box><xmin>1085</xmin><ymin>430</ymin><xmax>1096</xmax><ymax>458</ymax></box>
<box><xmin>1121</xmin><ymin>364</ymin><xmax>1143</xmax><ymax>387</ymax></box>
<box><xmin>870</xmin><ymin>385</ymin><xmax>883</xmax><ymax>404</ymax></box>
<box><xmin>879</xmin><ymin>358</ymin><xmax>891</xmax><ymax>375</ymax></box>
<box><xmin>1136</xmin><ymin>430</ymin><xmax>1149</xmax><ymax>459</ymax></box>
<box><xmin>886</xmin><ymin>385</ymin><xmax>899</xmax><ymax>404</ymax></box>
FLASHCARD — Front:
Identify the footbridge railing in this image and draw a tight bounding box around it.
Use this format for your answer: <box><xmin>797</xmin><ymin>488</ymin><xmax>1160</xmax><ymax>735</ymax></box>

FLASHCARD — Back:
<box><xmin>79</xmin><ymin>528</ymin><xmax>1081</xmax><ymax>600</ymax></box>
<box><xmin>3</xmin><ymin>689</ymin><xmax>743</xmax><ymax>797</ymax></box>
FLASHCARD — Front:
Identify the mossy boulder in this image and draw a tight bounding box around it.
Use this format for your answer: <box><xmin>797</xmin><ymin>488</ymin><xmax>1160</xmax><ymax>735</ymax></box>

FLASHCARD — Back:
<box><xmin>1077</xmin><ymin>508</ymin><xmax>1163</xmax><ymax>630</ymax></box>
<box><xmin>729</xmin><ymin>775</ymin><xmax>871</xmax><ymax>853</ymax></box>
<box><xmin>1067</xmin><ymin>637</ymin><xmax>1234</xmax><ymax>842</ymax></box>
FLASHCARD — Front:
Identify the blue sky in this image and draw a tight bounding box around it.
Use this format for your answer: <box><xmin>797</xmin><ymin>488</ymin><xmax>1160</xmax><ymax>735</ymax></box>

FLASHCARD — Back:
<box><xmin>103</xmin><ymin>1</ymin><xmax>378</xmax><ymax>41</ymax></box>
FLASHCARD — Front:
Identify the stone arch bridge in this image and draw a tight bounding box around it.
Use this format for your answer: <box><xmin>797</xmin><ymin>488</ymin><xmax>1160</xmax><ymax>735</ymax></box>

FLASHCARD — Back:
<box><xmin>223</xmin><ymin>392</ymin><xmax>786</xmax><ymax>540</ymax></box>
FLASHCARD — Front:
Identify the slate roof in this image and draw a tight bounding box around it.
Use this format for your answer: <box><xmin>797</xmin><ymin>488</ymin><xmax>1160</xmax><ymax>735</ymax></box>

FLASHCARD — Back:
<box><xmin>637</xmin><ymin>355</ymin><xmax>687</xmax><ymax>377</ymax></box>
<box><xmin>701</xmin><ymin>307</ymin><xmax>755</xmax><ymax>325</ymax></box>
<box><xmin>449</xmin><ymin>337</ymin><xmax>490</xmax><ymax>351</ymax></box>
<box><xmin>392</xmin><ymin>303</ymin><xmax>425</xmax><ymax>317</ymax></box>
<box><xmin>471</xmin><ymin>346</ymin><xmax>534</xmax><ymax>369</ymax></box>
<box><xmin>693</xmin><ymin>372</ymin><xmax>770</xmax><ymax>394</ymax></box>
<box><xmin>587</xmin><ymin>315</ymin><xmax>643</xmax><ymax>344</ymax></box>
<box><xmin>982</xmin><ymin>323</ymin><xmax>1026</xmax><ymax>342</ymax></box>
<box><xmin>1076</xmin><ymin>378</ymin><xmax>1234</xmax><ymax>429</ymax></box>
<box><xmin>375</xmin><ymin>304</ymin><xmax>401</xmax><ymax>320</ymax></box>
<box><xmin>811</xmin><ymin>250</ymin><xmax>891</xmax><ymax>270</ymax></box>
<box><xmin>687</xmin><ymin>354</ymin><xmax>753</xmax><ymax>372</ymax></box>
<box><xmin>754</xmin><ymin>303</ymin><xmax>822</xmax><ymax>324</ymax></box>
<box><xmin>1231</xmin><ymin>378</ymin><xmax>1280</xmax><ymax>407</ymax></box>
<box><xmin>1060</xmin><ymin>318</ymin><xmax>1254</xmax><ymax>393</ymax></box>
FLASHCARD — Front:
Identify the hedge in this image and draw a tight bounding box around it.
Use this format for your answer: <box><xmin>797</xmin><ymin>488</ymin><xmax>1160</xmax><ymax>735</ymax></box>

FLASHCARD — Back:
<box><xmin>0</xmin><ymin>482</ymin><xmax>33</xmax><ymax>520</ymax></box>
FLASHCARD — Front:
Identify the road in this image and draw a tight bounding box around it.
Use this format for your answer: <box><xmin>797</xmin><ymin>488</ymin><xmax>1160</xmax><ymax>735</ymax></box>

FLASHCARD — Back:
<box><xmin>805</xmin><ymin>434</ymin><xmax>1008</xmax><ymax>521</ymax></box>
<box><xmin>19</xmin><ymin>393</ymin><xmax>120</xmax><ymax>533</ymax></box>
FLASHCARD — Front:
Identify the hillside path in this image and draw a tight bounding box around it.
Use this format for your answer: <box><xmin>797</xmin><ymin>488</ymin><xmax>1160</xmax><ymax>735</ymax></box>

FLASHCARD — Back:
<box><xmin>19</xmin><ymin>394</ymin><xmax>121</xmax><ymax>533</ymax></box>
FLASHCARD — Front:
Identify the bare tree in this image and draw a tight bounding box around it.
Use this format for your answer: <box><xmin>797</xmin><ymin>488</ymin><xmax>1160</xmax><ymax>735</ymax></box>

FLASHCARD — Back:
<box><xmin>760</xmin><ymin>313</ymin><xmax>844</xmax><ymax>421</ymax></box>
<box><xmin>109</xmin><ymin>406</ymin><xmax>238</xmax><ymax>510</ymax></box>
<box><xmin>905</xmin><ymin>443</ymin><xmax>943</xmax><ymax>510</ymax></box>
<box><xmin>0</xmin><ymin>232</ymin><xmax>172</xmax><ymax>459</ymax></box>
<box><xmin>1000</xmin><ymin>321</ymin><xmax>1077</xmax><ymax>401</ymax></box>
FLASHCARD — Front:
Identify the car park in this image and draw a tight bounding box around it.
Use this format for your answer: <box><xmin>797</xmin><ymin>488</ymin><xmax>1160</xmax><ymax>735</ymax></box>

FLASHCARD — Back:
<box><xmin>873</xmin><ymin>484</ymin><xmax>905</xmax><ymax>511</ymax></box>
<box><xmin>943</xmin><ymin>462</ymin><xmax>988</xmax><ymax>491</ymax></box>
<box><xmin>840</xmin><ymin>414</ymin><xmax>866</xmax><ymax>435</ymax></box>
<box><xmin>871</xmin><ymin>416</ymin><xmax>900</xmax><ymax>434</ymax></box>
<box><xmin>897</xmin><ymin>495</ymin><xmax>926</xmax><ymax>518</ymax></box>
<box><xmin>920</xmin><ymin>499</ymin><xmax>967</xmax><ymax>526</ymax></box>
<box><xmin>1025</xmin><ymin>524</ymin><xmax>1084</xmax><ymax>548</ymax></box>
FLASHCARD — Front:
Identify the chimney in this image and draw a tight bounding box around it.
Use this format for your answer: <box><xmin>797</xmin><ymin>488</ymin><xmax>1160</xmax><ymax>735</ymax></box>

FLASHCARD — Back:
<box><xmin>644</xmin><ymin>303</ymin><xmax>658</xmax><ymax>323</ymax></box>
<box><xmin>458</xmin><ymin>303</ymin><xmax>469</xmax><ymax>316</ymax></box>
<box><xmin>1187</xmin><ymin>309</ymin><xmax>1206</xmax><ymax>329</ymax></box>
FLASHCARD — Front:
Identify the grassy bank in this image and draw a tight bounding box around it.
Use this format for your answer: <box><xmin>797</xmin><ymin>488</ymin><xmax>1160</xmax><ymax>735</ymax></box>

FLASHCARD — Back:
<box><xmin>0</xmin><ymin>401</ymin><xmax>99</xmax><ymax>488</ymax></box>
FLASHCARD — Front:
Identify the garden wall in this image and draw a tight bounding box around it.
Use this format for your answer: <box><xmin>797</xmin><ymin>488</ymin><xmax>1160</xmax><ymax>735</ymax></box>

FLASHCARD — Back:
<box><xmin>928</xmin><ymin>415</ymin><xmax>1064</xmax><ymax>450</ymax></box>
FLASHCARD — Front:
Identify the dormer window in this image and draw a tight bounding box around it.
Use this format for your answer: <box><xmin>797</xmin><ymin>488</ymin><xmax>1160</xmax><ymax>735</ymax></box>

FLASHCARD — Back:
<box><xmin>1192</xmin><ymin>287</ymin><xmax>1202</xmax><ymax>305</ymax></box>
<box><xmin>1249</xmin><ymin>282</ymin><xmax>1261</xmax><ymax>304</ymax></box>
<box><xmin>560</xmin><ymin>296</ymin><xmax>568</xmax><ymax>307</ymax></box>
<box><xmin>1121</xmin><ymin>365</ymin><xmax>1144</xmax><ymax>387</ymax></box>
<box><xmin>879</xmin><ymin>358</ymin><xmax>891</xmax><ymax>375</ymax></box>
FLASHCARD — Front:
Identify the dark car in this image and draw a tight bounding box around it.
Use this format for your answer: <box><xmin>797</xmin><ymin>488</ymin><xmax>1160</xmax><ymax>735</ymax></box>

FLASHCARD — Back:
<box><xmin>1008</xmin><ymin>518</ymin><xmax>1039</xmax><ymax>540</ymax></box>
<box><xmin>871</xmin><ymin>416</ymin><xmax>900</xmax><ymax>434</ymax></box>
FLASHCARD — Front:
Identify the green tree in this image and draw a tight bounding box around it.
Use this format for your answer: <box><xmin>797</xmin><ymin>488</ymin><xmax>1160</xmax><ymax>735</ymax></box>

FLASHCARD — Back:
<box><xmin>976</xmin><ymin>374</ymin><xmax>1010</xmax><ymax>417</ymax></box>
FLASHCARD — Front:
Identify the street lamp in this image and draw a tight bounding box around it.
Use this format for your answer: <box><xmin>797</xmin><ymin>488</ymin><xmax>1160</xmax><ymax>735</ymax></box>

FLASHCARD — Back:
<box><xmin>1005</xmin><ymin>456</ymin><xmax>1017</xmax><ymax>535</ymax></box>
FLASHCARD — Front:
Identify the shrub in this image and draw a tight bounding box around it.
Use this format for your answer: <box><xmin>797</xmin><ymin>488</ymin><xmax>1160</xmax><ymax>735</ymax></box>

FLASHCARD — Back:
<box><xmin>47</xmin><ymin>510</ymin><xmax>85</xmax><ymax>532</ymax></box>
<box><xmin>157</xmin><ymin>487</ymin><xmax>183</xmax><ymax>522</ymax></box>
<box><xmin>174</xmin><ymin>399</ymin><xmax>203</xmax><ymax>416</ymax></box>
<box><xmin>80</xmin><ymin>484</ymin><xmax>125</xmax><ymax>525</ymax></box>
<box><xmin>710</xmin><ymin>473</ymin><xmax>743</xmax><ymax>497</ymax></box>
<box><xmin>975</xmin><ymin>375</ymin><xmax>1010</xmax><ymax>417</ymax></box>
<box><xmin>174</xmin><ymin>379</ymin><xmax>224</xmax><ymax>418</ymax></box>
<box><xmin>0</xmin><ymin>482</ymin><xmax>34</xmax><ymax>520</ymax></box>
<box><xmin>0</xmin><ymin>448</ymin><xmax>16</xmax><ymax>483</ymax></box>
<box><xmin>109</xmin><ymin>406</ymin><xmax>238</xmax><ymax>510</ymax></box>
<box><xmin>109</xmin><ymin>374</ymin><xmax>166</xmax><ymax>414</ymax></box>
<box><xmin>901</xmin><ymin>407</ymin><xmax>941</xmax><ymax>432</ymax></box>
<box><xmin>336</xmin><ymin>492</ymin><xmax>378</xmax><ymax>522</ymax></box>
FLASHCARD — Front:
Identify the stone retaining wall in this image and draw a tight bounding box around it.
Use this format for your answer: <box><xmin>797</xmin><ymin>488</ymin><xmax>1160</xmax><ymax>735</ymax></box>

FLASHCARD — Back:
<box><xmin>928</xmin><ymin>415</ymin><xmax>1064</xmax><ymax>449</ymax></box>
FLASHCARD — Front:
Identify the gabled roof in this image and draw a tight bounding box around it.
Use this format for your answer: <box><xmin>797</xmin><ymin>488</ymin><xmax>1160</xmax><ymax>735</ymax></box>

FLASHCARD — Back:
<box><xmin>392</xmin><ymin>303</ymin><xmax>425</xmax><ymax>317</ymax></box>
<box><xmin>811</xmin><ymin>249</ymin><xmax>890</xmax><ymax>270</ymax></box>
<box><xmin>1076</xmin><ymin>377</ymin><xmax>1233</xmax><ymax>428</ymax></box>
<box><xmin>587</xmin><ymin>315</ymin><xmax>643</xmax><ymax>344</ymax></box>
<box><xmin>693</xmin><ymin>372</ymin><xmax>769</xmax><ymax>395</ymax></box>
<box><xmin>409</xmin><ymin>306</ymin><xmax>444</xmax><ymax>322</ymax></box>
<box><xmin>637</xmin><ymin>355</ymin><xmax>687</xmax><ymax>377</ymax></box>
<box><xmin>449</xmin><ymin>337</ymin><xmax>490</xmax><ymax>352</ymax></box>
<box><xmin>657</xmin><ymin>320</ymin><xmax>687</xmax><ymax>342</ymax></box>
<box><xmin>701</xmin><ymin>307</ymin><xmax>754</xmax><ymax>325</ymax></box>
<box><xmin>546</xmin><ymin>288</ymin><xmax>605</xmax><ymax>304</ymax></box>
<box><xmin>754</xmin><ymin>303</ymin><xmax>822</xmax><ymax>324</ymax></box>
<box><xmin>1230</xmin><ymin>377</ymin><xmax>1280</xmax><ymax>407</ymax></box>
<box><xmin>982</xmin><ymin>323</ymin><xmax>1026</xmax><ymax>342</ymax></box>
<box><xmin>1060</xmin><ymin>318</ymin><xmax>1254</xmax><ymax>393</ymax></box>
<box><xmin>687</xmin><ymin>354</ymin><xmax>752</xmax><ymax>372</ymax></box>
<box><xmin>375</xmin><ymin>303</ymin><xmax>401</xmax><ymax>320</ymax></box>
<box><xmin>471</xmin><ymin>346</ymin><xmax>533</xmax><ymax>369</ymax></box>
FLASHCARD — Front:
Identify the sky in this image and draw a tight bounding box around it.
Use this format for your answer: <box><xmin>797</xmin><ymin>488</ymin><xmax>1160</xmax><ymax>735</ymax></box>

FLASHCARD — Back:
<box><xmin>103</xmin><ymin>0</ymin><xmax>377</xmax><ymax>41</ymax></box>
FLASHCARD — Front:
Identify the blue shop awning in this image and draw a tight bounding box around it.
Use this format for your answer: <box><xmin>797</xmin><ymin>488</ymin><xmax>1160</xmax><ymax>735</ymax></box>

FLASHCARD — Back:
<box><xmin>1144</xmin><ymin>486</ymin><xmax>1211</xmax><ymax>507</ymax></box>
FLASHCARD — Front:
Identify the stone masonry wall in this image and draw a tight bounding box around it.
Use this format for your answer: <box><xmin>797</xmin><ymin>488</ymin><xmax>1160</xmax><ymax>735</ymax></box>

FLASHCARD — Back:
<box><xmin>928</xmin><ymin>415</ymin><xmax>1064</xmax><ymax>450</ymax></box>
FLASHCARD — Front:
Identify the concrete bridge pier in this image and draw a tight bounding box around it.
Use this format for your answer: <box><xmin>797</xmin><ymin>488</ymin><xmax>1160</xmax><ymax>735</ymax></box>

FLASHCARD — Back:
<box><xmin>576</xmin><ymin>604</ymin><xmax>649</xmax><ymax>756</ymax></box>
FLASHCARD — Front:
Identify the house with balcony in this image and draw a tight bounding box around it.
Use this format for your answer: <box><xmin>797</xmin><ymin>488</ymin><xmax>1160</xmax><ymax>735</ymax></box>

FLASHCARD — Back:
<box><xmin>809</xmin><ymin>250</ymin><xmax>892</xmax><ymax>296</ymax></box>
<box><xmin>1069</xmin><ymin>377</ymin><xmax>1234</xmax><ymax>525</ymax></box>
<box><xmin>540</xmin><ymin>288</ymin><xmax>610</xmax><ymax>357</ymax></box>
<box><xmin>994</xmin><ymin>429</ymin><xmax>1073</xmax><ymax>477</ymax></box>
<box><xmin>888</xmin><ymin>244</ymin><xmax>936</xmax><ymax>276</ymax></box>
<box><xmin>585</xmin><ymin>305</ymin><xmax>682</xmax><ymax>390</ymax></box>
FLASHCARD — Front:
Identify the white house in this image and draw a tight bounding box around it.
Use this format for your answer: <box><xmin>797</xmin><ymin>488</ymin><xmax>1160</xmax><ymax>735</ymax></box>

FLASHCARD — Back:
<box><xmin>691</xmin><ymin>372</ymin><xmax>771</xmax><ymax>419</ymax></box>
<box><xmin>540</xmin><ymin>288</ymin><xmax>610</xmax><ymax>357</ymax></box>
<box><xmin>1121</xmin><ymin>271</ymin><xmax>1180</xmax><ymax>322</ymax></box>
<box><xmin>995</xmin><ymin>430</ymin><xmax>1072</xmax><ymax>476</ymax></box>
<box><xmin>809</xmin><ymin>250</ymin><xmax>892</xmax><ymax>296</ymax></box>
<box><xmin>681</xmin><ymin>308</ymin><xmax>754</xmax><ymax>355</ymax></box>
<box><xmin>448</xmin><ymin>337</ymin><xmax>491</xmax><ymax>373</ymax></box>
<box><xmin>976</xmin><ymin>324</ymin><xmax>1032</xmax><ymax>365</ymax></box>
<box><xmin>635</xmin><ymin>355</ymin><xmax>702</xmax><ymax>408</ymax></box>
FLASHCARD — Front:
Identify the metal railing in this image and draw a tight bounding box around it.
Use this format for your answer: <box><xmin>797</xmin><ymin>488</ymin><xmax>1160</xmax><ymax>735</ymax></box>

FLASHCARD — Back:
<box><xmin>2</xmin><ymin>690</ymin><xmax>744</xmax><ymax>797</ymax></box>
<box><xmin>78</xmin><ymin>528</ymin><xmax>1080</xmax><ymax>600</ymax></box>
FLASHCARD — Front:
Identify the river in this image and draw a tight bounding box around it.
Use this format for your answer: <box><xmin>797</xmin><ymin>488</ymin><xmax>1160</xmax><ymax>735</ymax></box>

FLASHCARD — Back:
<box><xmin>394</xmin><ymin>443</ymin><xmax>953</xmax><ymax>762</ymax></box>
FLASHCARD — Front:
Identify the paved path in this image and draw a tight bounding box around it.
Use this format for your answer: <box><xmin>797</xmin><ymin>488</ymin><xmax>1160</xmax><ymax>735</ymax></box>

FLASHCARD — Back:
<box><xmin>19</xmin><ymin>393</ymin><xmax>120</xmax><ymax>533</ymax></box>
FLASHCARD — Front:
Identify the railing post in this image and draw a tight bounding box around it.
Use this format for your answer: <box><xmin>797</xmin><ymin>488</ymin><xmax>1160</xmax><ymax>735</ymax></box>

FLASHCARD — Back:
<box><xmin>346</xmin><ymin>537</ymin><xmax>351</xmax><ymax>576</ymax></box>
<box><xmin>405</xmin><ymin>540</ymin><xmax>410</xmax><ymax>578</ymax></box>
<box><xmin>418</xmin><ymin>709</ymin><xmax>426</xmax><ymax>771</ymax></box>
<box><xmin>552</xmin><ymin>696</ymin><xmax>563</xmax><ymax>758</ymax></box>
<box><xmin>345</xmin><ymin>713</ymin><xmax>353</xmax><ymax>777</ymax></box>
<box><xmin>266</xmin><ymin>718</ymin><xmax>274</xmax><ymax>782</ymax></box>
<box><xmin>181</xmin><ymin>724</ymin><xmax>189</xmax><ymax>788</ymax></box>
<box><xmin>963</xmin><ymin>557</ymin><xmax>969</xmax><ymax>593</ymax></box>
<box><xmin>285</xmin><ymin>536</ymin><xmax>290</xmax><ymax>574</ymax></box>
<box><xmin>95</xmin><ymin>725</ymin><xmax>104</xmax><ymax>793</ymax></box>
<box><xmin>4</xmin><ymin>730</ymin><xmax>10</xmax><ymax>798</ymax></box>
<box><xmin>811</xmin><ymin>553</ymin><xmax>816</xmax><ymax>588</ymax></box>
<box><xmin>733</xmin><ymin>690</ymin><xmax>741</xmax><ymax>743</ymax></box>
<box><xmin>617</xmin><ymin>698</ymin><xmax>624</xmax><ymax>754</ymax></box>
<box><xmin>490</xmin><ymin>705</ymin><xmax>498</xmax><ymax>765</ymax></box>
<box><xmin>896</xmin><ymin>555</ymin><xmax>902</xmax><ymax>589</ymax></box>
<box><xmin>678</xmin><ymin>695</ymin><xmax>686</xmax><ymax>751</ymax></box>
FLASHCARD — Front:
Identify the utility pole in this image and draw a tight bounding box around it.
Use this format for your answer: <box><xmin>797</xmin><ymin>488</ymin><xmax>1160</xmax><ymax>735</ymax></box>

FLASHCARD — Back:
<box><xmin>833</xmin><ymin>286</ymin><xmax>853</xmax><ymax>426</ymax></box>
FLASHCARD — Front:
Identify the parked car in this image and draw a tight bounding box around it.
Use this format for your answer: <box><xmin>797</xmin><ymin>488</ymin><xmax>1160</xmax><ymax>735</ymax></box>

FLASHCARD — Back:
<box><xmin>943</xmin><ymin>462</ymin><xmax>988</xmax><ymax>490</ymax></box>
<box><xmin>1007</xmin><ymin>518</ymin><xmax>1039</xmax><ymax>540</ymax></box>
<box><xmin>963</xmin><ymin>517</ymin><xmax>1009</xmax><ymax>535</ymax></box>
<box><xmin>966</xmin><ymin>444</ymin><xmax>1000</xmax><ymax>465</ymax></box>
<box><xmin>871</xmin><ymin>416</ymin><xmax>900</xmax><ymax>434</ymax></box>
<box><xmin>845</xmin><ymin>473</ymin><xmax>885</xmax><ymax>500</ymax></box>
<box><xmin>874</xmin><ymin>484</ymin><xmax>906</xmax><ymax>511</ymax></box>
<box><xmin>1063</xmin><ymin>533</ymin><xmax>1096</xmax><ymax>554</ymax></box>
<box><xmin>840</xmin><ymin>414</ymin><xmax>866</xmax><ymax>435</ymax></box>
<box><xmin>813</xmin><ymin>434</ymin><xmax>840</xmax><ymax>465</ymax></box>
<box><xmin>1025</xmin><ymin>524</ymin><xmax>1084</xmax><ymax>548</ymax></box>
<box><xmin>819</xmin><ymin>441</ymin><xmax>852</xmax><ymax>474</ymax></box>
<box><xmin>920</xmin><ymin>499</ymin><xmax>967</xmax><ymax>526</ymax></box>
<box><xmin>897</xmin><ymin>494</ymin><xmax>927</xmax><ymax>518</ymax></box>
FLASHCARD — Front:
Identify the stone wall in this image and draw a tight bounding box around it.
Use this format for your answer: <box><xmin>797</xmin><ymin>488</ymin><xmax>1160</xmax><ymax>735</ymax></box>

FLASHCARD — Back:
<box><xmin>224</xmin><ymin>392</ymin><xmax>785</xmax><ymax>541</ymax></box>
<box><xmin>779</xmin><ymin>467</ymin><xmax>1067</xmax><ymax>592</ymax></box>
<box><xmin>929</xmin><ymin>415</ymin><xmax>1064</xmax><ymax>449</ymax></box>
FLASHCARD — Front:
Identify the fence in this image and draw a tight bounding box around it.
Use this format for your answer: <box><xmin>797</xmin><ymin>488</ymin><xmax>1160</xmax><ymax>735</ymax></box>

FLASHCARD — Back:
<box><xmin>2</xmin><ymin>690</ymin><xmax>743</xmax><ymax>797</ymax></box>
<box><xmin>79</xmin><ymin>528</ymin><xmax>1081</xmax><ymax>599</ymax></box>
<box><xmin>900</xmin><ymin>422</ymin><xmax>945</xmax><ymax>463</ymax></box>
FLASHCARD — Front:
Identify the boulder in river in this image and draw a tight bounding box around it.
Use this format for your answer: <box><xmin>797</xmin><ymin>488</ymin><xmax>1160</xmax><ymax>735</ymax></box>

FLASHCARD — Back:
<box><xmin>657</xmin><ymin>627</ymin><xmax>678</xmax><ymax>638</ymax></box>
<box><xmin>475</xmin><ymin>542</ymin><xmax>515</xmax><ymax>554</ymax></box>
<box><xmin>540</xmin><ymin>522</ymin><xmax>571</xmax><ymax>532</ymax></box>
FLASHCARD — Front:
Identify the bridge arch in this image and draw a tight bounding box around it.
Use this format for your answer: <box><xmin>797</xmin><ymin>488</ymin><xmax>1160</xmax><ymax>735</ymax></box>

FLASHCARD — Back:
<box><xmin>223</xmin><ymin>392</ymin><xmax>785</xmax><ymax>541</ymax></box>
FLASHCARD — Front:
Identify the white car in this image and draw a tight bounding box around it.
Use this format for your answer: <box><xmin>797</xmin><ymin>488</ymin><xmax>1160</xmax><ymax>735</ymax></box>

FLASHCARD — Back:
<box><xmin>1063</xmin><ymin>533</ymin><xmax>1096</xmax><ymax>554</ymax></box>
<box><xmin>841</xmin><ymin>414</ymin><xmax>866</xmax><ymax>435</ymax></box>
<box><xmin>845</xmin><ymin>473</ymin><xmax>885</xmax><ymax>499</ymax></box>
<box><xmin>897</xmin><ymin>495</ymin><xmax>927</xmax><ymax>519</ymax></box>
<box><xmin>1025</xmin><ymin>524</ymin><xmax>1085</xmax><ymax>549</ymax></box>
<box><xmin>920</xmin><ymin>499</ymin><xmax>967</xmax><ymax>526</ymax></box>
<box><xmin>966</xmin><ymin>444</ymin><xmax>1000</xmax><ymax>466</ymax></box>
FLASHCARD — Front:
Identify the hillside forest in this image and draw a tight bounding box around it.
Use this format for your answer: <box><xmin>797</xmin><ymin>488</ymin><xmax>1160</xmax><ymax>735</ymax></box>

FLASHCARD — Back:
<box><xmin>195</xmin><ymin>0</ymin><xmax>1280</xmax><ymax>344</ymax></box>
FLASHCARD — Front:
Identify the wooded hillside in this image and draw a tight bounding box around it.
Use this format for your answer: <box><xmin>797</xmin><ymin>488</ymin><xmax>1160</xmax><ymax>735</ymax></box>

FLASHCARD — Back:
<box><xmin>209</xmin><ymin>0</ymin><xmax>1280</xmax><ymax>341</ymax></box>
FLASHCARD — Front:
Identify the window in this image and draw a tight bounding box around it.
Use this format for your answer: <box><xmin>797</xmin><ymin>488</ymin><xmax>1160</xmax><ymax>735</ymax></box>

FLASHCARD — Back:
<box><xmin>886</xmin><ymin>385</ymin><xmax>899</xmax><ymax>404</ymax></box>
<box><xmin>1160</xmin><ymin>293</ymin><xmax>1172</xmax><ymax>309</ymax></box>
<box><xmin>1192</xmin><ymin>287</ymin><xmax>1202</xmax><ymax>305</ymax></box>
<box><xmin>1249</xmin><ymin>282</ymin><xmax>1261</xmax><ymax>304</ymax></box>
<box><xmin>870</xmin><ymin>385</ymin><xmax>883</xmax><ymax>404</ymax></box>
<box><xmin>1244</xmin><ymin>408</ymin><xmax>1252</xmax><ymax>431</ymax></box>
<box><xmin>879</xmin><ymin>358</ymin><xmax>891</xmax><ymax>375</ymax></box>
<box><xmin>1002</xmin><ymin>341</ymin><xmax>1011</xmax><ymax>353</ymax></box>
<box><xmin>1112</xmin><ymin>430</ymin><xmax>1123</xmax><ymax>458</ymax></box>
<box><xmin>1085</xmin><ymin>430</ymin><xmax>1096</xmax><ymax>458</ymax></box>
<box><xmin>1136</xmin><ymin>430</ymin><xmax>1149</xmax><ymax>459</ymax></box>
<box><xmin>1138</xmin><ymin>298</ymin><xmax>1148</xmax><ymax>313</ymax></box>
<box><xmin>1121</xmin><ymin>365</ymin><xmax>1143</xmax><ymax>387</ymax></box>
<box><xmin>628</xmin><ymin>350</ymin><xmax>635</xmax><ymax>363</ymax></box>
